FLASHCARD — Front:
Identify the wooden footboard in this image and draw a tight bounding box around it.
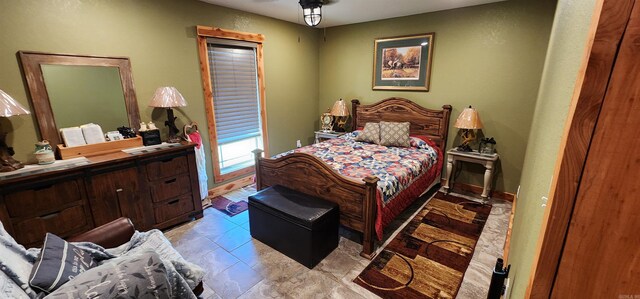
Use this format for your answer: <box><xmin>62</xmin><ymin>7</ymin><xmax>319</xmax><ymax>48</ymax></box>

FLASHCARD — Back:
<box><xmin>253</xmin><ymin>149</ymin><xmax>379</xmax><ymax>259</ymax></box>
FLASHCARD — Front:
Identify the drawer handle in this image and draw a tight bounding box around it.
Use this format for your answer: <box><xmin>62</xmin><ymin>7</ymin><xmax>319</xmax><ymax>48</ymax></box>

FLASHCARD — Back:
<box><xmin>39</xmin><ymin>211</ymin><xmax>60</xmax><ymax>220</ymax></box>
<box><xmin>116</xmin><ymin>188</ymin><xmax>123</xmax><ymax>192</ymax></box>
<box><xmin>164</xmin><ymin>178</ymin><xmax>177</xmax><ymax>184</ymax></box>
<box><xmin>161</xmin><ymin>158</ymin><xmax>174</xmax><ymax>163</ymax></box>
<box><xmin>34</xmin><ymin>184</ymin><xmax>53</xmax><ymax>191</ymax></box>
<box><xmin>168</xmin><ymin>199</ymin><xmax>180</xmax><ymax>205</ymax></box>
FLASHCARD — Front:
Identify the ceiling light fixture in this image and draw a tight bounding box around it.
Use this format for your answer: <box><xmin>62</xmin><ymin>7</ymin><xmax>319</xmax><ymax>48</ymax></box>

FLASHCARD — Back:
<box><xmin>299</xmin><ymin>0</ymin><xmax>322</xmax><ymax>27</ymax></box>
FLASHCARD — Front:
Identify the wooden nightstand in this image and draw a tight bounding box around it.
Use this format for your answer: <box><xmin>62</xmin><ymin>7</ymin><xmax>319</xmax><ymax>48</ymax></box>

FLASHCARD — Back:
<box><xmin>443</xmin><ymin>148</ymin><xmax>499</xmax><ymax>199</ymax></box>
<box><xmin>314</xmin><ymin>131</ymin><xmax>344</xmax><ymax>143</ymax></box>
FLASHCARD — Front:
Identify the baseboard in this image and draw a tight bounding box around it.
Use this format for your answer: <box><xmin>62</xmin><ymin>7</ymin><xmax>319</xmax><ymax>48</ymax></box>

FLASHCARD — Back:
<box><xmin>503</xmin><ymin>191</ymin><xmax>517</xmax><ymax>264</ymax></box>
<box><xmin>208</xmin><ymin>175</ymin><xmax>254</xmax><ymax>198</ymax></box>
<box><xmin>441</xmin><ymin>180</ymin><xmax>515</xmax><ymax>202</ymax></box>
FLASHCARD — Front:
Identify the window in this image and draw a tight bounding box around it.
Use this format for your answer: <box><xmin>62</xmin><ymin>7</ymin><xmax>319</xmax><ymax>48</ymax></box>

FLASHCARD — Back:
<box><xmin>197</xmin><ymin>26</ymin><xmax>268</xmax><ymax>182</ymax></box>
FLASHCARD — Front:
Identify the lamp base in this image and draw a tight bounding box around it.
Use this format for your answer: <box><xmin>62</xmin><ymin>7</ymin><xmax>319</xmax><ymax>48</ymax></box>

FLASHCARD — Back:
<box><xmin>165</xmin><ymin>108</ymin><xmax>182</xmax><ymax>143</ymax></box>
<box><xmin>0</xmin><ymin>133</ymin><xmax>24</xmax><ymax>172</ymax></box>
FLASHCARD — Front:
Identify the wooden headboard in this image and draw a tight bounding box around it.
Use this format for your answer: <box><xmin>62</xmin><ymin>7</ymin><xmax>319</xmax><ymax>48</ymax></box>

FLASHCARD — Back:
<box><xmin>351</xmin><ymin>98</ymin><xmax>452</xmax><ymax>154</ymax></box>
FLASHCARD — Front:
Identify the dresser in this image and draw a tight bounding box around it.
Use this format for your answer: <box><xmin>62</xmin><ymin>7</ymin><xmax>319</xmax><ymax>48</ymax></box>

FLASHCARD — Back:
<box><xmin>0</xmin><ymin>143</ymin><xmax>203</xmax><ymax>248</ymax></box>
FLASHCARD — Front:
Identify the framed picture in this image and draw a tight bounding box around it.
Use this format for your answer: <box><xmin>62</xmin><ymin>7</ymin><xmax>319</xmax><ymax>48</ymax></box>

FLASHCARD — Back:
<box><xmin>372</xmin><ymin>33</ymin><xmax>435</xmax><ymax>91</ymax></box>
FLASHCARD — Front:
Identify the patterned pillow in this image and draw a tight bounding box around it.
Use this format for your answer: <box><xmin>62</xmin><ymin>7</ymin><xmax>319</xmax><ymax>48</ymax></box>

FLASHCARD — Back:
<box><xmin>29</xmin><ymin>233</ymin><xmax>97</xmax><ymax>293</ymax></box>
<box><xmin>46</xmin><ymin>250</ymin><xmax>170</xmax><ymax>299</ymax></box>
<box><xmin>355</xmin><ymin>122</ymin><xmax>380</xmax><ymax>144</ymax></box>
<box><xmin>379</xmin><ymin>121</ymin><xmax>411</xmax><ymax>147</ymax></box>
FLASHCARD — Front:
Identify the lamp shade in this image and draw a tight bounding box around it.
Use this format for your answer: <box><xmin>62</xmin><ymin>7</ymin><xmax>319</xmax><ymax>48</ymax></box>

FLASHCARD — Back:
<box><xmin>454</xmin><ymin>106</ymin><xmax>483</xmax><ymax>129</ymax></box>
<box><xmin>148</xmin><ymin>87</ymin><xmax>187</xmax><ymax>108</ymax></box>
<box><xmin>0</xmin><ymin>89</ymin><xmax>30</xmax><ymax>117</ymax></box>
<box><xmin>330</xmin><ymin>99</ymin><xmax>349</xmax><ymax>117</ymax></box>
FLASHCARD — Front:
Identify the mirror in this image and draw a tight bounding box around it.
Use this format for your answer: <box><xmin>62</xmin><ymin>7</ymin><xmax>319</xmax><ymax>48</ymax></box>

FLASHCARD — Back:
<box><xmin>19</xmin><ymin>51</ymin><xmax>140</xmax><ymax>147</ymax></box>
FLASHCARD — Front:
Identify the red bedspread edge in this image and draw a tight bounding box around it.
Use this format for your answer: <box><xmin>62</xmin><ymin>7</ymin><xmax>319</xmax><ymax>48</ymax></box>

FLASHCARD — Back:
<box><xmin>374</xmin><ymin>140</ymin><xmax>444</xmax><ymax>240</ymax></box>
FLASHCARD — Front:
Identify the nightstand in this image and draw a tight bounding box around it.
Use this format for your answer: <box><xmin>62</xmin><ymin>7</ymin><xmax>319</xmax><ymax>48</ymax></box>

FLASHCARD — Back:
<box><xmin>443</xmin><ymin>148</ymin><xmax>499</xmax><ymax>199</ymax></box>
<box><xmin>314</xmin><ymin>131</ymin><xmax>344</xmax><ymax>143</ymax></box>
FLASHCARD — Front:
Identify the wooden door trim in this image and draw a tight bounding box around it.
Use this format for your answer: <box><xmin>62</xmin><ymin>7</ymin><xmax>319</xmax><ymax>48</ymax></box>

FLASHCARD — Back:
<box><xmin>526</xmin><ymin>0</ymin><xmax>635</xmax><ymax>297</ymax></box>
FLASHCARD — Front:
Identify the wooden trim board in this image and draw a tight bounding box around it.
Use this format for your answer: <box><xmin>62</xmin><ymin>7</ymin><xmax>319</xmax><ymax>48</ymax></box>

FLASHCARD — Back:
<box><xmin>526</xmin><ymin>0</ymin><xmax>635</xmax><ymax>297</ymax></box>
<box><xmin>207</xmin><ymin>175</ymin><xmax>254</xmax><ymax>198</ymax></box>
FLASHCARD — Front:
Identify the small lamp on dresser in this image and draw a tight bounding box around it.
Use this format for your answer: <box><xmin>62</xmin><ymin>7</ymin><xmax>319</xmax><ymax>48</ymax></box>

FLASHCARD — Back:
<box><xmin>148</xmin><ymin>87</ymin><xmax>187</xmax><ymax>143</ymax></box>
<box><xmin>0</xmin><ymin>89</ymin><xmax>31</xmax><ymax>172</ymax></box>
<box><xmin>454</xmin><ymin>105</ymin><xmax>483</xmax><ymax>152</ymax></box>
<box><xmin>330</xmin><ymin>98</ymin><xmax>350</xmax><ymax>132</ymax></box>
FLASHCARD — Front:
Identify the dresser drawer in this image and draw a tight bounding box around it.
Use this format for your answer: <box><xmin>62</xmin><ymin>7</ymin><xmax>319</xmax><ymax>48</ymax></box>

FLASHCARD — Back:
<box><xmin>145</xmin><ymin>155</ymin><xmax>188</xmax><ymax>181</ymax></box>
<box><xmin>12</xmin><ymin>204</ymin><xmax>90</xmax><ymax>246</ymax></box>
<box><xmin>154</xmin><ymin>194</ymin><xmax>195</xmax><ymax>223</ymax></box>
<box><xmin>4</xmin><ymin>179</ymin><xmax>84</xmax><ymax>218</ymax></box>
<box><xmin>149</xmin><ymin>175</ymin><xmax>191</xmax><ymax>203</ymax></box>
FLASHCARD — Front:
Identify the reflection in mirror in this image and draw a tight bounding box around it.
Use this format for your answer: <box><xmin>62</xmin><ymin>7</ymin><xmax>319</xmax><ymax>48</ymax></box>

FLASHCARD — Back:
<box><xmin>42</xmin><ymin>65</ymin><xmax>129</xmax><ymax>132</ymax></box>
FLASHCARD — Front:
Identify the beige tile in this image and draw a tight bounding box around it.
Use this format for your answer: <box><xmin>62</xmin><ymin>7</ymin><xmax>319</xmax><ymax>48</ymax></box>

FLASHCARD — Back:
<box><xmin>206</xmin><ymin>262</ymin><xmax>263</xmax><ymax>299</ymax></box>
<box><xmin>171</xmin><ymin>233</ymin><xmax>219</xmax><ymax>262</ymax></box>
<box><xmin>192</xmin><ymin>214</ymin><xmax>239</xmax><ymax>240</ymax></box>
<box><xmin>230</xmin><ymin>238</ymin><xmax>273</xmax><ymax>268</ymax></box>
<box><xmin>315</xmin><ymin>245</ymin><xmax>362</xmax><ymax>281</ymax></box>
<box><xmin>228</xmin><ymin>210</ymin><xmax>249</xmax><ymax>225</ymax></box>
<box><xmin>214</xmin><ymin>226</ymin><xmax>252</xmax><ymax>252</ymax></box>
<box><xmin>198</xmin><ymin>247</ymin><xmax>240</xmax><ymax>279</ymax></box>
<box><xmin>200</xmin><ymin>285</ymin><xmax>222</xmax><ymax>299</ymax></box>
<box><xmin>238</xmin><ymin>279</ymin><xmax>294</xmax><ymax>299</ymax></box>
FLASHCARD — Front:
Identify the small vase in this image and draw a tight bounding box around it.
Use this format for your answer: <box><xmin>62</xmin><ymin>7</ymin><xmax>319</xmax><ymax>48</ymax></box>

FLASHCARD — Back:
<box><xmin>34</xmin><ymin>140</ymin><xmax>55</xmax><ymax>165</ymax></box>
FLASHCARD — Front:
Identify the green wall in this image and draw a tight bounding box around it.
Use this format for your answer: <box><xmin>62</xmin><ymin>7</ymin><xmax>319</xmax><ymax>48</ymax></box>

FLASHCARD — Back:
<box><xmin>318</xmin><ymin>0</ymin><xmax>557</xmax><ymax>193</ymax></box>
<box><xmin>0</xmin><ymin>0</ymin><xmax>320</xmax><ymax>187</ymax></box>
<box><xmin>506</xmin><ymin>0</ymin><xmax>598</xmax><ymax>297</ymax></box>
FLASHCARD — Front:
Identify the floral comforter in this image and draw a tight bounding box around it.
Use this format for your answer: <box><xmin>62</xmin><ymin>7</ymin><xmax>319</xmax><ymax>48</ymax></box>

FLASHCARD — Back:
<box><xmin>274</xmin><ymin>132</ymin><xmax>439</xmax><ymax>207</ymax></box>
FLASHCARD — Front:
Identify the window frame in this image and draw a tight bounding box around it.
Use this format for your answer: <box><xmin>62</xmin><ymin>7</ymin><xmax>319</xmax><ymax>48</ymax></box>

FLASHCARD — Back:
<box><xmin>196</xmin><ymin>26</ymin><xmax>269</xmax><ymax>183</ymax></box>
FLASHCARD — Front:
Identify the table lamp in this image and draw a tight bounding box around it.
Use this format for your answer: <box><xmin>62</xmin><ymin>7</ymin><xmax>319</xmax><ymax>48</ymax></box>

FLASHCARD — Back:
<box><xmin>330</xmin><ymin>98</ymin><xmax>350</xmax><ymax>132</ymax></box>
<box><xmin>0</xmin><ymin>89</ymin><xmax>31</xmax><ymax>172</ymax></box>
<box><xmin>148</xmin><ymin>87</ymin><xmax>187</xmax><ymax>143</ymax></box>
<box><xmin>454</xmin><ymin>105</ymin><xmax>483</xmax><ymax>152</ymax></box>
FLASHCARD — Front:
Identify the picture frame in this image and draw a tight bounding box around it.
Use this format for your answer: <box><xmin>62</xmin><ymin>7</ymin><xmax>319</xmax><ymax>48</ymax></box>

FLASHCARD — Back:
<box><xmin>372</xmin><ymin>33</ymin><xmax>435</xmax><ymax>91</ymax></box>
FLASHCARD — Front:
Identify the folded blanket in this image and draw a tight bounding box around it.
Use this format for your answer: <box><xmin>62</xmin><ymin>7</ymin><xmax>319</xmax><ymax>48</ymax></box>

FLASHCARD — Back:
<box><xmin>0</xmin><ymin>221</ymin><xmax>204</xmax><ymax>299</ymax></box>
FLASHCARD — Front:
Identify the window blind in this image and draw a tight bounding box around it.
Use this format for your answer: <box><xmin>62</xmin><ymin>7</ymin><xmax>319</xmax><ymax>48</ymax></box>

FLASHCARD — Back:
<box><xmin>207</xmin><ymin>42</ymin><xmax>261</xmax><ymax>145</ymax></box>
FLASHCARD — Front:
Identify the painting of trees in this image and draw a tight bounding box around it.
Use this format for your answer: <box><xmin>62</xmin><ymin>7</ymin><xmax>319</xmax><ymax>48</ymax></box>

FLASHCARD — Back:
<box><xmin>381</xmin><ymin>46</ymin><xmax>421</xmax><ymax>79</ymax></box>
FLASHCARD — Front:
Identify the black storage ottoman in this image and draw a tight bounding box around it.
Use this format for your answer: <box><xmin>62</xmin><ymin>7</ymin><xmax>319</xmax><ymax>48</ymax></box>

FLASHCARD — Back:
<box><xmin>248</xmin><ymin>185</ymin><xmax>339</xmax><ymax>269</ymax></box>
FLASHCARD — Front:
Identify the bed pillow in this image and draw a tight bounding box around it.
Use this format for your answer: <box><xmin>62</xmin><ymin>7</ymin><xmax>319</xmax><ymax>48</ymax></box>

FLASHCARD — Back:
<box><xmin>379</xmin><ymin>121</ymin><xmax>411</xmax><ymax>147</ymax></box>
<box><xmin>29</xmin><ymin>233</ymin><xmax>97</xmax><ymax>293</ymax></box>
<box><xmin>355</xmin><ymin>122</ymin><xmax>380</xmax><ymax>144</ymax></box>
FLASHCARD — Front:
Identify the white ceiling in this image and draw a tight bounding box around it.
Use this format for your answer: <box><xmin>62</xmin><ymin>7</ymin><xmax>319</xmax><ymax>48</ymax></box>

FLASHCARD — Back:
<box><xmin>199</xmin><ymin>0</ymin><xmax>508</xmax><ymax>28</ymax></box>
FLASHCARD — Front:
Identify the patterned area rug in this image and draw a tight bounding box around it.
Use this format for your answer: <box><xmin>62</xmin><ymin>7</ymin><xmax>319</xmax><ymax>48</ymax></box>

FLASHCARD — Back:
<box><xmin>354</xmin><ymin>192</ymin><xmax>491</xmax><ymax>298</ymax></box>
<box><xmin>210</xmin><ymin>196</ymin><xmax>249</xmax><ymax>217</ymax></box>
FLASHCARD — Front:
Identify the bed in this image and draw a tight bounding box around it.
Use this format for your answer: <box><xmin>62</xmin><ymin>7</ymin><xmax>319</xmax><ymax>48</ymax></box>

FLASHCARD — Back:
<box><xmin>252</xmin><ymin>98</ymin><xmax>452</xmax><ymax>258</ymax></box>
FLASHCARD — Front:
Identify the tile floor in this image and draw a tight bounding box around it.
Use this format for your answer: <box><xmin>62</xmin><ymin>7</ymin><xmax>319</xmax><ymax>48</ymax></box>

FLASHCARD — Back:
<box><xmin>164</xmin><ymin>186</ymin><xmax>512</xmax><ymax>299</ymax></box>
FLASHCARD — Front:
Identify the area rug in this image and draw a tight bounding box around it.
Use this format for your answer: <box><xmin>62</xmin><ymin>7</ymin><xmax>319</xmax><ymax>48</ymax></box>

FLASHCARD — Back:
<box><xmin>354</xmin><ymin>192</ymin><xmax>491</xmax><ymax>299</ymax></box>
<box><xmin>210</xmin><ymin>196</ymin><xmax>249</xmax><ymax>216</ymax></box>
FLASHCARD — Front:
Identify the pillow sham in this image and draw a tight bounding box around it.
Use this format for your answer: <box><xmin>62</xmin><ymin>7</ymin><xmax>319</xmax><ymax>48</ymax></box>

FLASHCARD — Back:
<box><xmin>379</xmin><ymin>121</ymin><xmax>411</xmax><ymax>147</ymax></box>
<box><xmin>29</xmin><ymin>233</ymin><xmax>97</xmax><ymax>293</ymax></box>
<box><xmin>355</xmin><ymin>122</ymin><xmax>380</xmax><ymax>144</ymax></box>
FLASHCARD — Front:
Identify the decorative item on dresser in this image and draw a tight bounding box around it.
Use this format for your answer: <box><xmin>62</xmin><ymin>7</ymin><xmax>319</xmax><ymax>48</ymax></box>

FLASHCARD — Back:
<box><xmin>0</xmin><ymin>143</ymin><xmax>203</xmax><ymax>248</ymax></box>
<box><xmin>330</xmin><ymin>98</ymin><xmax>350</xmax><ymax>132</ymax></box>
<box><xmin>0</xmin><ymin>89</ymin><xmax>31</xmax><ymax>172</ymax></box>
<box><xmin>148</xmin><ymin>87</ymin><xmax>188</xmax><ymax>143</ymax></box>
<box><xmin>253</xmin><ymin>97</ymin><xmax>452</xmax><ymax>258</ymax></box>
<box><xmin>454</xmin><ymin>105</ymin><xmax>483</xmax><ymax>152</ymax></box>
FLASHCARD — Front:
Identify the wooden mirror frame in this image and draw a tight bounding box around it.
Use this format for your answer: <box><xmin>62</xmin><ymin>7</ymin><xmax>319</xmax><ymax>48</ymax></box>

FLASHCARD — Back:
<box><xmin>18</xmin><ymin>51</ymin><xmax>140</xmax><ymax>146</ymax></box>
